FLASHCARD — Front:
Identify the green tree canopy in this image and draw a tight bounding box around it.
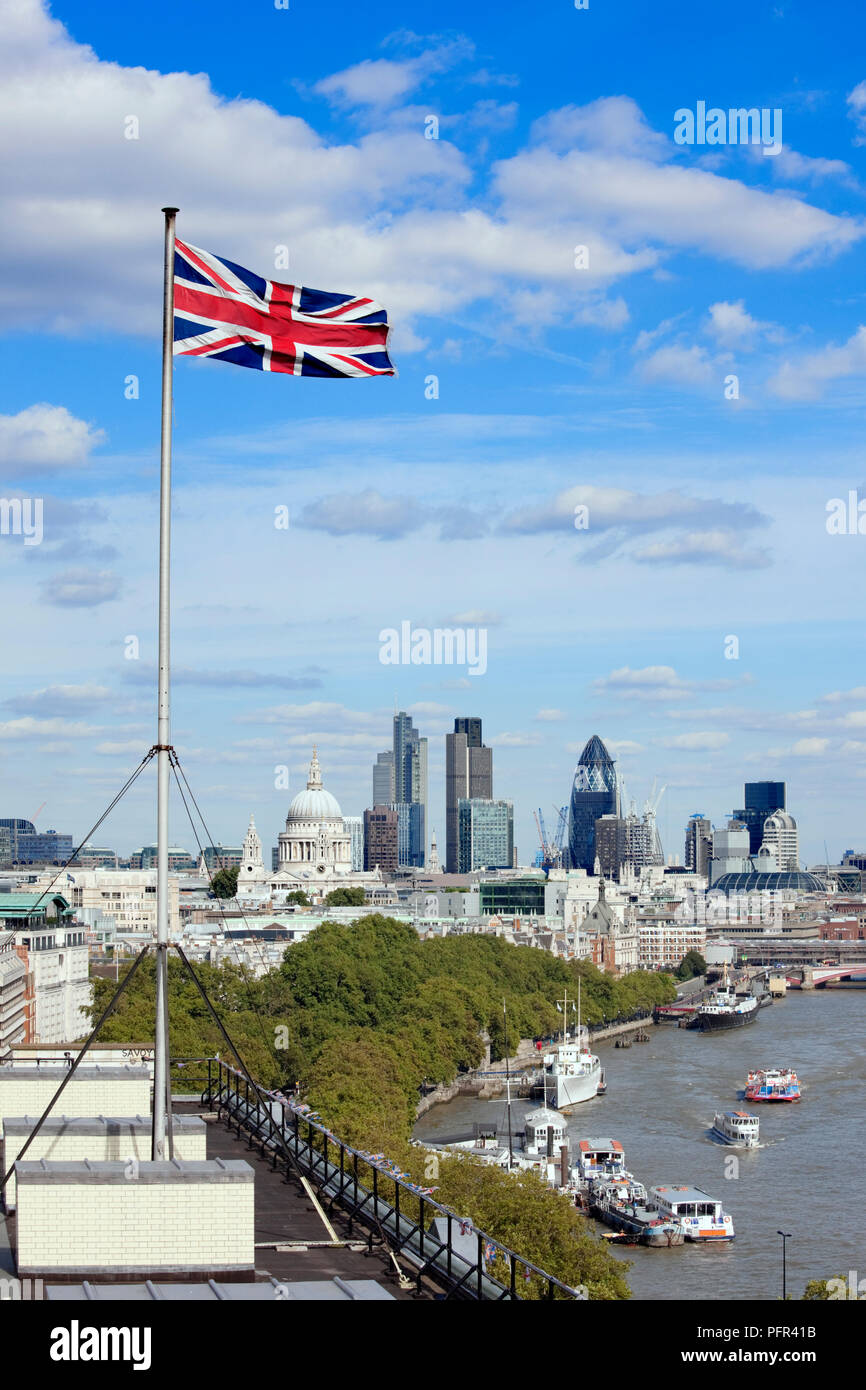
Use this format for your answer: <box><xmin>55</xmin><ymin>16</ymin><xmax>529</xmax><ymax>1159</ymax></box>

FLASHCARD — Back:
<box><xmin>676</xmin><ymin>949</ymin><xmax>707</xmax><ymax>980</ymax></box>
<box><xmin>324</xmin><ymin>886</ymin><xmax>366</xmax><ymax>906</ymax></box>
<box><xmin>211</xmin><ymin>865</ymin><xmax>239</xmax><ymax>899</ymax></box>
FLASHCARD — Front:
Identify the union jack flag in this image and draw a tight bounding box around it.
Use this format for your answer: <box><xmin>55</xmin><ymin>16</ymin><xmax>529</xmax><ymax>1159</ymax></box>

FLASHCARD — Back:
<box><xmin>172</xmin><ymin>239</ymin><xmax>395</xmax><ymax>378</ymax></box>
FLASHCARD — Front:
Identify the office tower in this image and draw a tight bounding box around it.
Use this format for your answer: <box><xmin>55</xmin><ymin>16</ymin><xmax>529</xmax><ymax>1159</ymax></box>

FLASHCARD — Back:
<box><xmin>343</xmin><ymin>815</ymin><xmax>364</xmax><ymax>871</ymax></box>
<box><xmin>709</xmin><ymin>819</ymin><xmax>751</xmax><ymax>885</ymax></box>
<box><xmin>595</xmin><ymin>815</ymin><xmax>628</xmax><ymax>881</ymax></box>
<box><xmin>363</xmin><ymin>806</ymin><xmax>399</xmax><ymax>876</ymax></box>
<box><xmin>445</xmin><ymin>718</ymin><xmax>493</xmax><ymax>872</ymax></box>
<box><xmin>759</xmin><ymin>811</ymin><xmax>799</xmax><ymax>870</ymax></box>
<box><xmin>390</xmin><ymin>802</ymin><xmax>425</xmax><ymax>868</ymax></box>
<box><xmin>733</xmin><ymin>781</ymin><xmax>786</xmax><ymax>855</ymax></box>
<box><xmin>454</xmin><ymin>717</ymin><xmax>483</xmax><ymax>747</ymax></box>
<box><xmin>393</xmin><ymin>712</ymin><xmax>427</xmax><ymax>866</ymax></box>
<box><xmin>372</xmin><ymin>750</ymin><xmax>395</xmax><ymax>806</ymax></box>
<box><xmin>0</xmin><ymin>819</ymin><xmax>74</xmax><ymax>865</ymax></box>
<box><xmin>684</xmin><ymin>814</ymin><xmax>712</xmax><ymax>877</ymax></box>
<box><xmin>457</xmin><ymin>798</ymin><xmax>513</xmax><ymax>872</ymax></box>
<box><xmin>567</xmin><ymin>735</ymin><xmax>618</xmax><ymax>873</ymax></box>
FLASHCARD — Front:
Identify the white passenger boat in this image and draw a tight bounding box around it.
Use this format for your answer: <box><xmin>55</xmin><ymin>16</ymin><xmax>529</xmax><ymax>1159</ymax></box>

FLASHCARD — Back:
<box><xmin>711</xmin><ymin>1110</ymin><xmax>760</xmax><ymax>1147</ymax></box>
<box><xmin>542</xmin><ymin>984</ymin><xmax>603</xmax><ymax>1111</ymax></box>
<box><xmin>649</xmin><ymin>1185</ymin><xmax>735</xmax><ymax>1240</ymax></box>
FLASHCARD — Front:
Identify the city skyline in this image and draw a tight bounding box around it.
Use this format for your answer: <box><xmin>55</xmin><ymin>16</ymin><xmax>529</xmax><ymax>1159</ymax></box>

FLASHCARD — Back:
<box><xmin>2</xmin><ymin>0</ymin><xmax>866</xmax><ymax>866</ymax></box>
<box><xmin>0</xmin><ymin>725</ymin><xmax>832</xmax><ymax>871</ymax></box>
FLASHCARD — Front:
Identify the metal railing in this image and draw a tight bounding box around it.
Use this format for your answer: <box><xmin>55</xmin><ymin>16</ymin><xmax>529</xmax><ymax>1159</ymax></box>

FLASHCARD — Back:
<box><xmin>204</xmin><ymin>1058</ymin><xmax>584</xmax><ymax>1302</ymax></box>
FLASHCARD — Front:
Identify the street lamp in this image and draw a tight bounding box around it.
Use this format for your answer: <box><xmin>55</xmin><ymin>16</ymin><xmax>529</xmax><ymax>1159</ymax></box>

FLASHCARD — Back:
<box><xmin>777</xmin><ymin>1230</ymin><xmax>792</xmax><ymax>1301</ymax></box>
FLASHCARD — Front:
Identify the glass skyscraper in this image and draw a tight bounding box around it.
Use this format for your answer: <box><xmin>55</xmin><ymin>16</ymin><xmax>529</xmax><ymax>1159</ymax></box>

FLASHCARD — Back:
<box><xmin>733</xmin><ymin>781</ymin><xmax>786</xmax><ymax>855</ymax></box>
<box><xmin>567</xmin><ymin>735</ymin><xmax>618</xmax><ymax>873</ymax></box>
<box><xmin>392</xmin><ymin>712</ymin><xmax>427</xmax><ymax>867</ymax></box>
<box><xmin>457</xmin><ymin>798</ymin><xmax>513</xmax><ymax>872</ymax></box>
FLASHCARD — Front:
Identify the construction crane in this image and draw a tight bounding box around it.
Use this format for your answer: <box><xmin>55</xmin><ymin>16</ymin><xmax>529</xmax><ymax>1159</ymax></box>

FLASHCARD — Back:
<box><xmin>643</xmin><ymin>780</ymin><xmax>667</xmax><ymax>865</ymax></box>
<box><xmin>533</xmin><ymin>808</ymin><xmax>559</xmax><ymax>873</ymax></box>
<box><xmin>554</xmin><ymin>805</ymin><xmax>568</xmax><ymax>858</ymax></box>
<box><xmin>30</xmin><ymin>802</ymin><xmax>46</xmax><ymax>824</ymax></box>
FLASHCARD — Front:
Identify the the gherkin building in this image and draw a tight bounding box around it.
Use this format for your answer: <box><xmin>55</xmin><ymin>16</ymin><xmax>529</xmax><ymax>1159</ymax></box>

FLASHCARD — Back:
<box><xmin>567</xmin><ymin>734</ymin><xmax>618</xmax><ymax>872</ymax></box>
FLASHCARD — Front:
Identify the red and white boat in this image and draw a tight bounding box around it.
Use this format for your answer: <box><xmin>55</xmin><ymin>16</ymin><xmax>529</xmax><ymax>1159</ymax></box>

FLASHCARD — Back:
<box><xmin>745</xmin><ymin>1067</ymin><xmax>801</xmax><ymax>1102</ymax></box>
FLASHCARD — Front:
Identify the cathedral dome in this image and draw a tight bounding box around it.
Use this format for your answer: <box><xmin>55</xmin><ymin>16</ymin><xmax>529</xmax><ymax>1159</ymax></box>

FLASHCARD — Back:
<box><xmin>286</xmin><ymin>748</ymin><xmax>343</xmax><ymax>823</ymax></box>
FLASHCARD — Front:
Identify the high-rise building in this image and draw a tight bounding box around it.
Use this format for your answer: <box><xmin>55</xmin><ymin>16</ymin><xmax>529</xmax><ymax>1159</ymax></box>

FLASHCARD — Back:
<box><xmin>445</xmin><ymin>718</ymin><xmax>493</xmax><ymax>872</ymax></box>
<box><xmin>595</xmin><ymin>815</ymin><xmax>628</xmax><ymax>880</ymax></box>
<box><xmin>733</xmin><ymin>781</ymin><xmax>786</xmax><ymax>855</ymax></box>
<box><xmin>684</xmin><ymin>814</ymin><xmax>712</xmax><ymax>877</ymax></box>
<box><xmin>0</xmin><ymin>819</ymin><xmax>74</xmax><ymax>865</ymax></box>
<box><xmin>363</xmin><ymin>806</ymin><xmax>399</xmax><ymax>876</ymax></box>
<box><xmin>393</xmin><ymin>712</ymin><xmax>427</xmax><ymax>866</ymax></box>
<box><xmin>567</xmin><ymin>735</ymin><xmax>618</xmax><ymax>873</ymax></box>
<box><xmin>343</xmin><ymin>815</ymin><xmax>364</xmax><ymax>871</ymax></box>
<box><xmin>759</xmin><ymin>811</ymin><xmax>799</xmax><ymax>870</ymax></box>
<box><xmin>457</xmin><ymin>798</ymin><xmax>513</xmax><ymax>872</ymax></box>
<box><xmin>390</xmin><ymin>802</ymin><xmax>425</xmax><ymax>868</ymax></box>
<box><xmin>710</xmin><ymin>819</ymin><xmax>751</xmax><ymax>885</ymax></box>
<box><xmin>372</xmin><ymin>750</ymin><xmax>395</xmax><ymax>806</ymax></box>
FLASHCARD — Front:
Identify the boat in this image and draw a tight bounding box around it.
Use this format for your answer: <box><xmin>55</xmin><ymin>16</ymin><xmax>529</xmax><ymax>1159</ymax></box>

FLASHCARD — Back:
<box><xmin>426</xmin><ymin>1106</ymin><xmax>575</xmax><ymax>1190</ymax></box>
<box><xmin>687</xmin><ymin>966</ymin><xmax>759</xmax><ymax>1032</ymax></box>
<box><xmin>650</xmin><ymin>1185</ymin><xmax>735</xmax><ymax>1241</ymax></box>
<box><xmin>710</xmin><ymin>1110</ymin><xmax>760</xmax><ymax>1147</ymax></box>
<box><xmin>589</xmin><ymin>1175</ymin><xmax>686</xmax><ymax>1247</ymax></box>
<box><xmin>542</xmin><ymin>983</ymin><xmax>603</xmax><ymax>1110</ymax></box>
<box><xmin>574</xmin><ymin>1139</ymin><xmax>685</xmax><ymax>1247</ymax></box>
<box><xmin>614</xmin><ymin>1038</ymin><xmax>631</xmax><ymax>1049</ymax></box>
<box><xmin>745</xmin><ymin>1067</ymin><xmax>801</xmax><ymax>1102</ymax></box>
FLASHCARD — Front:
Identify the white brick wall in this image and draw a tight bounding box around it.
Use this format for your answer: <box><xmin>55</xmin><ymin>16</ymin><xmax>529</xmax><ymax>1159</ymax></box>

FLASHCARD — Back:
<box><xmin>16</xmin><ymin>1163</ymin><xmax>254</xmax><ymax>1273</ymax></box>
<box><xmin>0</xmin><ymin>1072</ymin><xmax>151</xmax><ymax>1133</ymax></box>
<box><xmin>2</xmin><ymin>1120</ymin><xmax>206</xmax><ymax>1209</ymax></box>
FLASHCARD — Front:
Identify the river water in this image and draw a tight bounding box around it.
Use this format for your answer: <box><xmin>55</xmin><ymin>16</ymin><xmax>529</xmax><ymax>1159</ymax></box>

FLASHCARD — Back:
<box><xmin>413</xmin><ymin>989</ymin><xmax>866</xmax><ymax>1301</ymax></box>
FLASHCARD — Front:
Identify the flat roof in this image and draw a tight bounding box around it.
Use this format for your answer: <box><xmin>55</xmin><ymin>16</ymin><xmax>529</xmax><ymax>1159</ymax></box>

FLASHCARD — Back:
<box><xmin>2</xmin><ymin>1115</ymin><xmax>204</xmax><ymax>1135</ymax></box>
<box><xmin>15</xmin><ymin>1158</ymin><xmax>253</xmax><ymax>1184</ymax></box>
<box><xmin>0</xmin><ymin>1065</ymin><xmax>150</xmax><ymax>1079</ymax></box>
<box><xmin>578</xmin><ymin>1138</ymin><xmax>623</xmax><ymax>1151</ymax></box>
<box><xmin>651</xmin><ymin>1185</ymin><xmax>719</xmax><ymax>1203</ymax></box>
<box><xmin>45</xmin><ymin>1277</ymin><xmax>395</xmax><ymax>1301</ymax></box>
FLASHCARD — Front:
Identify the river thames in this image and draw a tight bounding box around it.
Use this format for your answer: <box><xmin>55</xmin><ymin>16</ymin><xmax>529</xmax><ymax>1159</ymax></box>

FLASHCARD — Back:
<box><xmin>414</xmin><ymin>988</ymin><xmax>866</xmax><ymax>1301</ymax></box>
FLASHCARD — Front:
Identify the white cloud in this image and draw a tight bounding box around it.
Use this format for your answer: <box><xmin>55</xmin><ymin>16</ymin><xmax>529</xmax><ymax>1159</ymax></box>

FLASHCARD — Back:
<box><xmin>769</xmin><ymin>325</ymin><xmax>866</xmax><ymax>400</ymax></box>
<box><xmin>500</xmin><ymin>484</ymin><xmax>764</xmax><ymax>538</ymax></box>
<box><xmin>846</xmin><ymin>81</ymin><xmax>866</xmax><ymax>145</ymax></box>
<box><xmin>494</xmin><ymin>131</ymin><xmax>861</xmax><ymax>272</ymax></box>
<box><xmin>39</xmin><ymin>568</ymin><xmax>121</xmax><ymax>606</ymax></box>
<box><xmin>0</xmin><ymin>404</ymin><xmax>104</xmax><ymax>477</ymax></box>
<box><xmin>0</xmin><ymin>6</ymin><xmax>858</xmax><ymax>348</ymax></box>
<box><xmin>313</xmin><ymin>37</ymin><xmax>475</xmax><ymax>110</ymax></box>
<box><xmin>790</xmin><ymin>737</ymin><xmax>831</xmax><ymax>756</ymax></box>
<box><xmin>704</xmin><ymin>300</ymin><xmax>782</xmax><ymax>350</ymax></box>
<box><xmin>529</xmin><ymin>97</ymin><xmax>671</xmax><ymax>161</ymax></box>
<box><xmin>821</xmin><ymin>686</ymin><xmax>866</xmax><ymax>703</ymax></box>
<box><xmin>658</xmin><ymin>732</ymin><xmax>730</xmax><ymax>751</ymax></box>
<box><xmin>637</xmin><ymin>343</ymin><xmax>715</xmax><ymax>387</ymax></box>
<box><xmin>4</xmin><ymin>684</ymin><xmax>114</xmax><ymax>715</ymax></box>
<box><xmin>0</xmin><ymin>717</ymin><xmax>99</xmax><ymax>739</ymax></box>
<box><xmin>487</xmin><ymin>731</ymin><xmax>542</xmax><ymax>747</ymax></box>
<box><xmin>633</xmin><ymin>530</ymin><xmax>772</xmax><ymax>569</ymax></box>
<box><xmin>534</xmin><ymin>708</ymin><xmax>566</xmax><ymax>722</ymax></box>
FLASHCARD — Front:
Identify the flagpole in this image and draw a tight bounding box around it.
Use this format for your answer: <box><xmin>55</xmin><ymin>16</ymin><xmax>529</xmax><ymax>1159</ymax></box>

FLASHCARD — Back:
<box><xmin>153</xmin><ymin>206</ymin><xmax>178</xmax><ymax>1161</ymax></box>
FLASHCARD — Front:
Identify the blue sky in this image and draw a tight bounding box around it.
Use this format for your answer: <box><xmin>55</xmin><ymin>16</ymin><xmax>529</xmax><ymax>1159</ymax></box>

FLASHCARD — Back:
<box><xmin>2</xmin><ymin>0</ymin><xmax>866</xmax><ymax>862</ymax></box>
